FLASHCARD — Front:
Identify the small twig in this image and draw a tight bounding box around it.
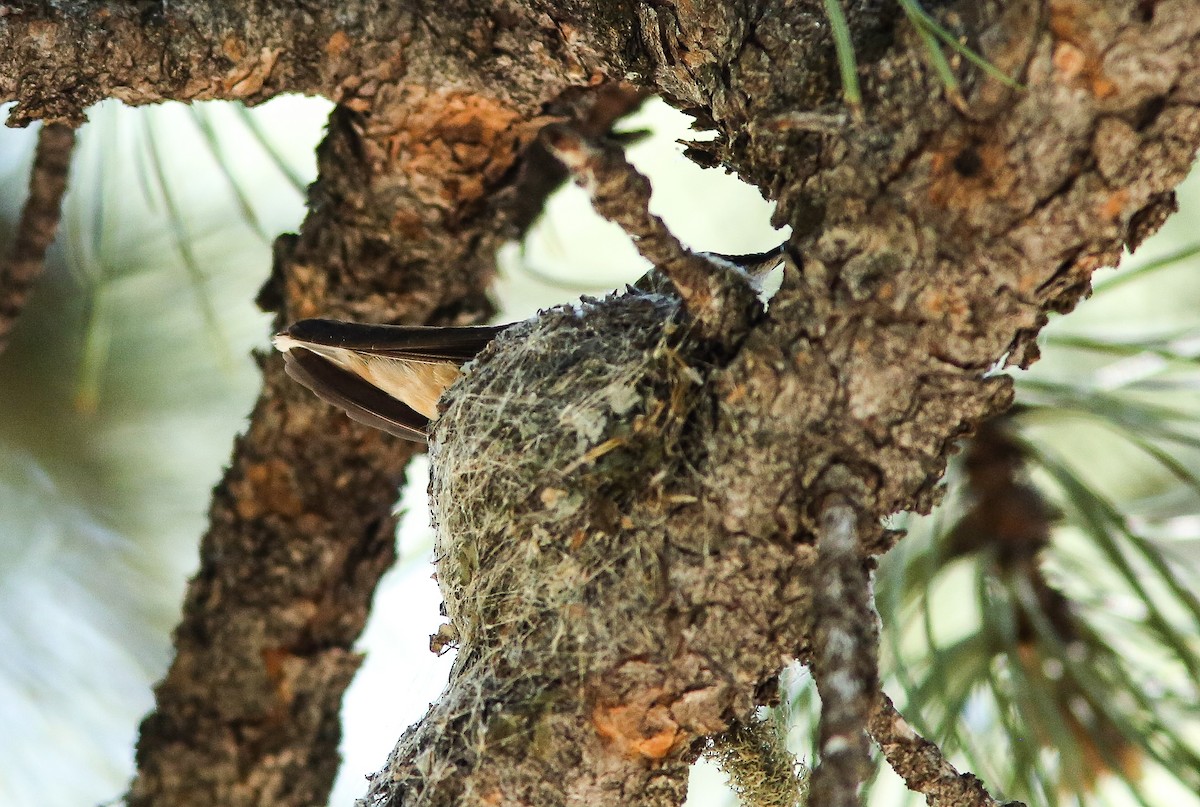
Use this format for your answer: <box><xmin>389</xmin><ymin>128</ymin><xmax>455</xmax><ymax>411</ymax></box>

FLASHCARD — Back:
<box><xmin>540</xmin><ymin>124</ymin><xmax>760</xmax><ymax>342</ymax></box>
<box><xmin>869</xmin><ymin>692</ymin><xmax>1023</xmax><ymax>807</ymax></box>
<box><xmin>0</xmin><ymin>121</ymin><xmax>76</xmax><ymax>352</ymax></box>
<box><xmin>809</xmin><ymin>497</ymin><xmax>876</xmax><ymax>807</ymax></box>
<box><xmin>508</xmin><ymin>82</ymin><xmax>650</xmax><ymax>235</ymax></box>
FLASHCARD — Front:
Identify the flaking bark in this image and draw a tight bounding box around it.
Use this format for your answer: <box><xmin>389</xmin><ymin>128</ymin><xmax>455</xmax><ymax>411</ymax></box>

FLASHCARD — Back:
<box><xmin>117</xmin><ymin>74</ymin><xmax>643</xmax><ymax>804</ymax></box>
<box><xmin>126</xmin><ymin>85</ymin><xmax>605</xmax><ymax>803</ymax></box>
<box><xmin>6</xmin><ymin>2</ymin><xmax>1200</xmax><ymax>807</ymax></box>
<box><xmin>869</xmin><ymin>692</ymin><xmax>1012</xmax><ymax>807</ymax></box>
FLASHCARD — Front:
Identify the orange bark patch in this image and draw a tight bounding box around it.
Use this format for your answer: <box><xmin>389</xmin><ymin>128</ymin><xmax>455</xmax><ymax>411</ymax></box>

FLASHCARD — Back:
<box><xmin>232</xmin><ymin>459</ymin><xmax>305</xmax><ymax>520</ymax></box>
<box><xmin>1099</xmin><ymin>188</ymin><xmax>1130</xmax><ymax>222</ymax></box>
<box><xmin>362</xmin><ymin>87</ymin><xmax>540</xmax><ymax>210</ymax></box>
<box><xmin>389</xmin><ymin>208</ymin><xmax>428</xmax><ymax>241</ymax></box>
<box><xmin>569</xmin><ymin>529</ymin><xmax>587</xmax><ymax>550</ymax></box>
<box><xmin>283</xmin><ymin>261</ymin><xmax>329</xmax><ymax>320</ymax></box>
<box><xmin>221</xmin><ymin>35</ymin><xmax>246</xmax><ymax>64</ymax></box>
<box><xmin>927</xmin><ymin>138</ymin><xmax>1015</xmax><ymax>211</ymax></box>
<box><xmin>592</xmin><ymin>691</ymin><xmax>685</xmax><ymax>761</ymax></box>
<box><xmin>1052</xmin><ymin>41</ymin><xmax>1087</xmax><ymax>82</ymax></box>
<box><xmin>221</xmin><ymin>47</ymin><xmax>282</xmax><ymax>98</ymax></box>
<box><xmin>917</xmin><ymin>286</ymin><xmax>969</xmax><ymax>321</ymax></box>
<box><xmin>325</xmin><ymin>31</ymin><xmax>351</xmax><ymax>58</ymax></box>
<box><xmin>876</xmin><ymin>279</ymin><xmax>896</xmax><ymax>303</ymax></box>
<box><xmin>1049</xmin><ymin>1</ymin><xmax>1119</xmax><ymax>98</ymax></box>
<box><xmin>261</xmin><ymin>647</ymin><xmax>297</xmax><ymax>706</ymax></box>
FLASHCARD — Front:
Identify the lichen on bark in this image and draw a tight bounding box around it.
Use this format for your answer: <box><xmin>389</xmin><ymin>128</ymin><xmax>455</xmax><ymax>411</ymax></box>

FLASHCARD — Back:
<box><xmin>6</xmin><ymin>2</ymin><xmax>1200</xmax><ymax>807</ymax></box>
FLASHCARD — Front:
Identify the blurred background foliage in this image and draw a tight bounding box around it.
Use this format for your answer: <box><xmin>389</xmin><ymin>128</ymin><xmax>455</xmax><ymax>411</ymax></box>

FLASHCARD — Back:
<box><xmin>0</xmin><ymin>96</ymin><xmax>1197</xmax><ymax>807</ymax></box>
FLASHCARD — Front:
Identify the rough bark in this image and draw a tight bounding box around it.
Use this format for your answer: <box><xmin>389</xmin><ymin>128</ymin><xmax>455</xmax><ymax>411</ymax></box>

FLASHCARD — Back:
<box><xmin>116</xmin><ymin>70</ymin><xmax>643</xmax><ymax>805</ymax></box>
<box><xmin>0</xmin><ymin>1</ymin><xmax>627</xmax><ymax>124</ymax></box>
<box><xmin>373</xmin><ymin>3</ymin><xmax>1200</xmax><ymax>806</ymax></box>
<box><xmin>810</xmin><ymin>501</ymin><xmax>876</xmax><ymax>807</ymax></box>
<box><xmin>122</xmin><ymin>104</ymin><xmax>481</xmax><ymax>807</ymax></box>
<box><xmin>0</xmin><ymin>120</ymin><xmax>74</xmax><ymax>353</ymax></box>
<box><xmin>869</xmin><ymin>692</ymin><xmax>1011</xmax><ymax>807</ymax></box>
<box><xmin>5</xmin><ymin>2</ymin><xmax>1200</xmax><ymax>807</ymax></box>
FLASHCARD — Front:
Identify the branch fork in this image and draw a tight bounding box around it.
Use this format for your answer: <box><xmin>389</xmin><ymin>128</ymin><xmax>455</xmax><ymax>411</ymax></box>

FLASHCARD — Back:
<box><xmin>540</xmin><ymin>124</ymin><xmax>764</xmax><ymax>343</ymax></box>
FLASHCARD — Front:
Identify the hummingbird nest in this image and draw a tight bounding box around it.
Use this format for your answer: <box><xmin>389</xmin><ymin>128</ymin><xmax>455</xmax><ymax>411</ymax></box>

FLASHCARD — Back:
<box><xmin>428</xmin><ymin>286</ymin><xmax>712</xmax><ymax>667</ymax></box>
<box><xmin>389</xmin><ymin>275</ymin><xmax>803</xmax><ymax>807</ymax></box>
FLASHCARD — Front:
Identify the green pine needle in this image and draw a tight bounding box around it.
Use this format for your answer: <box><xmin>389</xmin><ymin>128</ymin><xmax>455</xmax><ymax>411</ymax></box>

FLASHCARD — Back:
<box><xmin>140</xmin><ymin>110</ymin><xmax>234</xmax><ymax>372</ymax></box>
<box><xmin>898</xmin><ymin>0</ymin><xmax>1025</xmax><ymax>92</ymax></box>
<box><xmin>822</xmin><ymin>0</ymin><xmax>862</xmax><ymax>111</ymax></box>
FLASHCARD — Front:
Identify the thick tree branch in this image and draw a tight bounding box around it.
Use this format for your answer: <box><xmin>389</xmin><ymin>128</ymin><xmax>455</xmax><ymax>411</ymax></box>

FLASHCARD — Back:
<box><xmin>378</xmin><ymin>4</ymin><xmax>1200</xmax><ymax>807</ymax></box>
<box><xmin>710</xmin><ymin>1</ymin><xmax>1200</xmax><ymax>535</ymax></box>
<box><xmin>6</xmin><ymin>3</ymin><xmax>1200</xmax><ymax>807</ymax></box>
<box><xmin>126</xmin><ymin>80</ymin><xmax>621</xmax><ymax>803</ymax></box>
<box><xmin>0</xmin><ymin>120</ymin><xmax>74</xmax><ymax>353</ymax></box>
<box><xmin>128</xmin><ymin>361</ymin><xmax>419</xmax><ymax>807</ymax></box>
<box><xmin>0</xmin><ymin>0</ymin><xmax>629</xmax><ymax>124</ymax></box>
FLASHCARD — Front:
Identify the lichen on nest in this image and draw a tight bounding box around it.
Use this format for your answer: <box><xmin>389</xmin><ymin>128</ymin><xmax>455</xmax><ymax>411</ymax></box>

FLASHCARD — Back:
<box><xmin>428</xmin><ymin>286</ymin><xmax>716</xmax><ymax>664</ymax></box>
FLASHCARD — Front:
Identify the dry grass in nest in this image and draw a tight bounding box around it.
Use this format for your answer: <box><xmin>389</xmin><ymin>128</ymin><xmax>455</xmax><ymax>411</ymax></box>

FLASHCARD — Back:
<box><xmin>429</xmin><ymin>288</ymin><xmax>712</xmax><ymax>671</ymax></box>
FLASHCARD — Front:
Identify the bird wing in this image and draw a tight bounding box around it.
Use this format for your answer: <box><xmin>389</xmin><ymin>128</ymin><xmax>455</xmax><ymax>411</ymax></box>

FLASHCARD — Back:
<box><xmin>280</xmin><ymin>319</ymin><xmax>509</xmax><ymax>364</ymax></box>
<box><xmin>282</xmin><ymin>347</ymin><xmax>431</xmax><ymax>441</ymax></box>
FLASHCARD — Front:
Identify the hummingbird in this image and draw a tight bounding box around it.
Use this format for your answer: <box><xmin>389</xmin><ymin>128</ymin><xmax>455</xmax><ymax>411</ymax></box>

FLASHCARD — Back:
<box><xmin>273</xmin><ymin>245</ymin><xmax>786</xmax><ymax>441</ymax></box>
<box><xmin>273</xmin><ymin>318</ymin><xmax>508</xmax><ymax>441</ymax></box>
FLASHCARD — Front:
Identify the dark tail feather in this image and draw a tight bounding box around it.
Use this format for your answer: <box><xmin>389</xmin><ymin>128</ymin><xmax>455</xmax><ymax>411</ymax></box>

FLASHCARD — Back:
<box><xmin>282</xmin><ymin>348</ymin><xmax>430</xmax><ymax>441</ymax></box>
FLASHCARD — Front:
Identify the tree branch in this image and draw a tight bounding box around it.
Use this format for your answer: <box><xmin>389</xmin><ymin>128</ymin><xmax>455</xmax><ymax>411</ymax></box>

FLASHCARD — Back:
<box><xmin>0</xmin><ymin>0</ymin><xmax>625</xmax><ymax>124</ymax></box>
<box><xmin>869</xmin><ymin>692</ymin><xmax>1020</xmax><ymax>807</ymax></box>
<box><xmin>126</xmin><ymin>82</ymin><xmax>605</xmax><ymax>804</ymax></box>
<box><xmin>709</xmin><ymin>1</ymin><xmax>1200</xmax><ymax>539</ymax></box>
<box><xmin>809</xmin><ymin>498</ymin><xmax>875</xmax><ymax>807</ymax></box>
<box><xmin>5</xmin><ymin>3</ymin><xmax>1200</xmax><ymax>807</ymax></box>
<box><xmin>0</xmin><ymin>120</ymin><xmax>74</xmax><ymax>353</ymax></box>
<box><xmin>541</xmin><ymin>124</ymin><xmax>761</xmax><ymax>341</ymax></box>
